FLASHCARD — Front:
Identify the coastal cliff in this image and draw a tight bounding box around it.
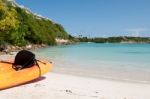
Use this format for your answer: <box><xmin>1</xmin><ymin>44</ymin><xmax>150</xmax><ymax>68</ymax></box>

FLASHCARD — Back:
<box><xmin>0</xmin><ymin>0</ymin><xmax>69</xmax><ymax>47</ymax></box>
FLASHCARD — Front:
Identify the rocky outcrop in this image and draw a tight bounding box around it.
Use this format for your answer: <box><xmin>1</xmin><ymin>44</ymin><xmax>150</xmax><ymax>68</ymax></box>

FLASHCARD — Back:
<box><xmin>0</xmin><ymin>44</ymin><xmax>48</xmax><ymax>55</ymax></box>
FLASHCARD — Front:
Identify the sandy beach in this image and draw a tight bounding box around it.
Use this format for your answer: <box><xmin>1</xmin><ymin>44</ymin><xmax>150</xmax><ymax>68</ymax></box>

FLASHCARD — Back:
<box><xmin>1</xmin><ymin>0</ymin><xmax>150</xmax><ymax>98</ymax></box>
<box><xmin>0</xmin><ymin>72</ymin><xmax>150</xmax><ymax>99</ymax></box>
<box><xmin>0</xmin><ymin>51</ymin><xmax>150</xmax><ymax>99</ymax></box>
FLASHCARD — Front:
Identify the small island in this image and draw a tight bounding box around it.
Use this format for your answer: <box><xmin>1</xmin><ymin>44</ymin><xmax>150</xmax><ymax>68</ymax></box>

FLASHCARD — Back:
<box><xmin>75</xmin><ymin>36</ymin><xmax>150</xmax><ymax>43</ymax></box>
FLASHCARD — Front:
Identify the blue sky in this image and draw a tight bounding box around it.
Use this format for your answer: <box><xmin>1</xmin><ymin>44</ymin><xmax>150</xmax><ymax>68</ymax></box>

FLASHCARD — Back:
<box><xmin>15</xmin><ymin>0</ymin><xmax>150</xmax><ymax>37</ymax></box>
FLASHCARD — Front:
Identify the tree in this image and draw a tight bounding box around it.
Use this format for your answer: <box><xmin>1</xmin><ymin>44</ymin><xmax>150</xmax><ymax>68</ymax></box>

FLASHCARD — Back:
<box><xmin>0</xmin><ymin>0</ymin><xmax>19</xmax><ymax>42</ymax></box>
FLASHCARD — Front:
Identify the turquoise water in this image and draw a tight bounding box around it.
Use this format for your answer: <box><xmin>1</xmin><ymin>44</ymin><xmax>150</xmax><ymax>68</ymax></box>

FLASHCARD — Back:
<box><xmin>35</xmin><ymin>43</ymin><xmax>150</xmax><ymax>83</ymax></box>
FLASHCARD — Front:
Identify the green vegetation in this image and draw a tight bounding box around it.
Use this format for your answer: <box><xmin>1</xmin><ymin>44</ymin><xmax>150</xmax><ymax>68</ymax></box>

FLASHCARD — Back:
<box><xmin>0</xmin><ymin>0</ymin><xmax>69</xmax><ymax>46</ymax></box>
<box><xmin>1</xmin><ymin>0</ymin><xmax>149</xmax><ymax>48</ymax></box>
<box><xmin>77</xmin><ymin>36</ymin><xmax>150</xmax><ymax>43</ymax></box>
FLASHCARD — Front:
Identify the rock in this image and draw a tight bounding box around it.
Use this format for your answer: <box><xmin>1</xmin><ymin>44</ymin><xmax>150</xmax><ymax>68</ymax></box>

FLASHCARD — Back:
<box><xmin>0</xmin><ymin>44</ymin><xmax>6</xmax><ymax>52</ymax></box>
<box><xmin>0</xmin><ymin>43</ymin><xmax>48</xmax><ymax>55</ymax></box>
<box><xmin>55</xmin><ymin>38</ymin><xmax>69</xmax><ymax>45</ymax></box>
<box><xmin>0</xmin><ymin>47</ymin><xmax>4</xmax><ymax>52</ymax></box>
<box><xmin>41</xmin><ymin>44</ymin><xmax>47</xmax><ymax>47</ymax></box>
<box><xmin>26</xmin><ymin>44</ymin><xmax>32</xmax><ymax>50</ymax></box>
<box><xmin>65</xmin><ymin>90</ymin><xmax>72</xmax><ymax>93</ymax></box>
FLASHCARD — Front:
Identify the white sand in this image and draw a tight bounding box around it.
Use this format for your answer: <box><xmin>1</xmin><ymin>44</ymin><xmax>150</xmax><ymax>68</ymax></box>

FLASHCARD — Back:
<box><xmin>0</xmin><ymin>72</ymin><xmax>150</xmax><ymax>99</ymax></box>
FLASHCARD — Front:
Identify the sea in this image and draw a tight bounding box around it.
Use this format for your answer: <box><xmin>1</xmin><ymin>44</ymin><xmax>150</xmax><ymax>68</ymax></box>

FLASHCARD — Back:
<box><xmin>35</xmin><ymin>43</ymin><xmax>150</xmax><ymax>83</ymax></box>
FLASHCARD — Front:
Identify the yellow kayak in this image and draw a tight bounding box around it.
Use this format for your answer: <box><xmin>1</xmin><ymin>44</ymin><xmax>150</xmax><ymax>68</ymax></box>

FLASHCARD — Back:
<box><xmin>0</xmin><ymin>60</ymin><xmax>52</xmax><ymax>89</ymax></box>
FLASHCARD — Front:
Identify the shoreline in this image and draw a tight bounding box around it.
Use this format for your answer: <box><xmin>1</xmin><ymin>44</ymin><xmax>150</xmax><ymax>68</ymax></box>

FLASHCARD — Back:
<box><xmin>1</xmin><ymin>44</ymin><xmax>150</xmax><ymax>99</ymax></box>
<box><xmin>1</xmin><ymin>72</ymin><xmax>150</xmax><ymax>99</ymax></box>
<box><xmin>1</xmin><ymin>46</ymin><xmax>150</xmax><ymax>85</ymax></box>
<box><xmin>0</xmin><ymin>52</ymin><xmax>150</xmax><ymax>85</ymax></box>
<box><xmin>0</xmin><ymin>44</ymin><xmax>48</xmax><ymax>55</ymax></box>
<box><xmin>52</xmin><ymin>70</ymin><xmax>150</xmax><ymax>85</ymax></box>
<box><xmin>0</xmin><ymin>54</ymin><xmax>150</xmax><ymax>98</ymax></box>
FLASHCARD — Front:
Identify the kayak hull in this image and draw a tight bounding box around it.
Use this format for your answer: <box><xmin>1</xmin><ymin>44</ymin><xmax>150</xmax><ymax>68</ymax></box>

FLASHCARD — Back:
<box><xmin>0</xmin><ymin>60</ymin><xmax>52</xmax><ymax>89</ymax></box>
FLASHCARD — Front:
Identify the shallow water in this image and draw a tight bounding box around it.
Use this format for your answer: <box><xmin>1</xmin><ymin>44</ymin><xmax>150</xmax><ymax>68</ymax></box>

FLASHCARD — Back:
<box><xmin>35</xmin><ymin>43</ymin><xmax>150</xmax><ymax>83</ymax></box>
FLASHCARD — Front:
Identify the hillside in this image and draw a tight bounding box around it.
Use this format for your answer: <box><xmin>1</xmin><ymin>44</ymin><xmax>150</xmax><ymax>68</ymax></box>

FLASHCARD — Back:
<box><xmin>0</xmin><ymin>0</ymin><xmax>69</xmax><ymax>46</ymax></box>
